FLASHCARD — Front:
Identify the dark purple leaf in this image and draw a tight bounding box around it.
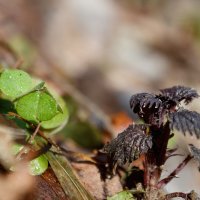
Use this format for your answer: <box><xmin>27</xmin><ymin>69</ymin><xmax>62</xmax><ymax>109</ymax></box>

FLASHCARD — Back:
<box><xmin>103</xmin><ymin>124</ymin><xmax>152</xmax><ymax>167</ymax></box>
<box><xmin>130</xmin><ymin>93</ymin><xmax>162</xmax><ymax>112</ymax></box>
<box><xmin>189</xmin><ymin>144</ymin><xmax>200</xmax><ymax>171</ymax></box>
<box><xmin>160</xmin><ymin>86</ymin><xmax>199</xmax><ymax>105</ymax></box>
<box><xmin>169</xmin><ymin>110</ymin><xmax>200</xmax><ymax>139</ymax></box>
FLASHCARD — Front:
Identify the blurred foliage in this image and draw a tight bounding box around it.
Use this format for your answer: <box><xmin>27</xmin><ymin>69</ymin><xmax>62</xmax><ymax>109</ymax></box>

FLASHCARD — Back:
<box><xmin>64</xmin><ymin>96</ymin><xmax>79</xmax><ymax>118</ymax></box>
<box><xmin>107</xmin><ymin>191</ymin><xmax>135</xmax><ymax>200</ymax></box>
<box><xmin>182</xmin><ymin>14</ymin><xmax>200</xmax><ymax>42</ymax></box>
<box><xmin>63</xmin><ymin>121</ymin><xmax>102</xmax><ymax>149</ymax></box>
<box><xmin>9</xmin><ymin>35</ymin><xmax>36</xmax><ymax>69</ymax></box>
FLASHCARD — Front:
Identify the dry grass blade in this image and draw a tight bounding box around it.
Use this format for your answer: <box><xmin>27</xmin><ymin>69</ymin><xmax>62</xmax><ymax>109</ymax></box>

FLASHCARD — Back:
<box><xmin>46</xmin><ymin>151</ymin><xmax>94</xmax><ymax>200</ymax></box>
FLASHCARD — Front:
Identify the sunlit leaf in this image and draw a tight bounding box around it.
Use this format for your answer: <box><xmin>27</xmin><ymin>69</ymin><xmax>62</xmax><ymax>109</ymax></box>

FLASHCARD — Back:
<box><xmin>107</xmin><ymin>191</ymin><xmax>135</xmax><ymax>200</ymax></box>
<box><xmin>0</xmin><ymin>69</ymin><xmax>33</xmax><ymax>99</ymax></box>
<box><xmin>29</xmin><ymin>154</ymin><xmax>48</xmax><ymax>176</ymax></box>
<box><xmin>16</xmin><ymin>91</ymin><xmax>58</xmax><ymax>123</ymax></box>
<box><xmin>11</xmin><ymin>143</ymin><xmax>24</xmax><ymax>155</ymax></box>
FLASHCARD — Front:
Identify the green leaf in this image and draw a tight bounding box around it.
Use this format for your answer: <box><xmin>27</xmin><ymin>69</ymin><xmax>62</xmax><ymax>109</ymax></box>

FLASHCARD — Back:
<box><xmin>46</xmin><ymin>151</ymin><xmax>94</xmax><ymax>200</ymax></box>
<box><xmin>13</xmin><ymin>81</ymin><xmax>46</xmax><ymax>102</ymax></box>
<box><xmin>11</xmin><ymin>144</ymin><xmax>48</xmax><ymax>175</ymax></box>
<box><xmin>107</xmin><ymin>191</ymin><xmax>135</xmax><ymax>200</ymax></box>
<box><xmin>15</xmin><ymin>91</ymin><xmax>58</xmax><ymax>123</ymax></box>
<box><xmin>41</xmin><ymin>97</ymin><xmax>69</xmax><ymax>130</ymax></box>
<box><xmin>29</xmin><ymin>154</ymin><xmax>48</xmax><ymax>176</ymax></box>
<box><xmin>33</xmin><ymin>81</ymin><xmax>45</xmax><ymax>90</ymax></box>
<box><xmin>0</xmin><ymin>69</ymin><xmax>33</xmax><ymax>99</ymax></box>
<box><xmin>11</xmin><ymin>143</ymin><xmax>24</xmax><ymax>155</ymax></box>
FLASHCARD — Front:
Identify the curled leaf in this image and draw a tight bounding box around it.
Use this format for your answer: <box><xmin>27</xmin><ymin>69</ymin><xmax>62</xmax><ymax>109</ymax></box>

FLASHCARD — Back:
<box><xmin>160</xmin><ymin>86</ymin><xmax>199</xmax><ymax>105</ymax></box>
<box><xmin>103</xmin><ymin>124</ymin><xmax>152</xmax><ymax>167</ymax></box>
<box><xmin>129</xmin><ymin>86</ymin><xmax>199</xmax><ymax>127</ymax></box>
<box><xmin>130</xmin><ymin>93</ymin><xmax>161</xmax><ymax>112</ymax></box>
<box><xmin>169</xmin><ymin>110</ymin><xmax>200</xmax><ymax>139</ymax></box>
<box><xmin>129</xmin><ymin>93</ymin><xmax>164</xmax><ymax>127</ymax></box>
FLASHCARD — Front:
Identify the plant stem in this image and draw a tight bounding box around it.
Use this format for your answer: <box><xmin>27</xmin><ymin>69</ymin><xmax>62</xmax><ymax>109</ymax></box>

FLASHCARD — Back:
<box><xmin>164</xmin><ymin>192</ymin><xmax>188</xmax><ymax>199</ymax></box>
<box><xmin>144</xmin><ymin>122</ymin><xmax>171</xmax><ymax>189</ymax></box>
<box><xmin>30</xmin><ymin>123</ymin><xmax>41</xmax><ymax>143</ymax></box>
<box><xmin>157</xmin><ymin>154</ymin><xmax>192</xmax><ymax>188</ymax></box>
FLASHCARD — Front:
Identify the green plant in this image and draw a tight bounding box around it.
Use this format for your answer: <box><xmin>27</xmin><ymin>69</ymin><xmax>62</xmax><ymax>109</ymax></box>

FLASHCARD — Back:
<box><xmin>0</xmin><ymin>67</ymin><xmax>95</xmax><ymax>199</ymax></box>
<box><xmin>0</xmin><ymin>68</ymin><xmax>68</xmax><ymax>175</ymax></box>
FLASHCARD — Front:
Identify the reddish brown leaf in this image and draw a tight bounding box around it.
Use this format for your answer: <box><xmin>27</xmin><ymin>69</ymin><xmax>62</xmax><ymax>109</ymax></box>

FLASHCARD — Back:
<box><xmin>31</xmin><ymin>167</ymin><xmax>68</xmax><ymax>200</ymax></box>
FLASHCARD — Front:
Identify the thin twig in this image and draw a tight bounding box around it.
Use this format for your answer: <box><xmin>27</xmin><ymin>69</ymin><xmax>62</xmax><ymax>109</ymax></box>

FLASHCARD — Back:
<box><xmin>0</xmin><ymin>40</ymin><xmax>19</xmax><ymax>61</ymax></box>
<box><xmin>29</xmin><ymin>123</ymin><xmax>41</xmax><ymax>143</ymax></box>
<box><xmin>164</xmin><ymin>192</ymin><xmax>188</xmax><ymax>200</ymax></box>
<box><xmin>16</xmin><ymin>144</ymin><xmax>31</xmax><ymax>161</ymax></box>
<box><xmin>27</xmin><ymin>143</ymin><xmax>52</xmax><ymax>161</ymax></box>
<box><xmin>157</xmin><ymin>155</ymin><xmax>192</xmax><ymax>188</ymax></box>
<box><xmin>6</xmin><ymin>112</ymin><xmax>59</xmax><ymax>148</ymax></box>
<box><xmin>16</xmin><ymin>123</ymin><xmax>40</xmax><ymax>160</ymax></box>
<box><xmin>13</xmin><ymin>58</ymin><xmax>24</xmax><ymax>69</ymax></box>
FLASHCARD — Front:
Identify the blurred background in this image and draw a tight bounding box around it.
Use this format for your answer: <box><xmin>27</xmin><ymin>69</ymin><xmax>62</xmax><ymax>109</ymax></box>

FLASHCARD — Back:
<box><xmin>0</xmin><ymin>0</ymin><xmax>200</xmax><ymax>197</ymax></box>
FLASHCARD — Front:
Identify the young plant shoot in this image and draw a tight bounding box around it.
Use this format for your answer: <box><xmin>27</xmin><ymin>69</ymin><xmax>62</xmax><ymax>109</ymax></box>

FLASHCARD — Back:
<box><xmin>104</xmin><ymin>86</ymin><xmax>200</xmax><ymax>199</ymax></box>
